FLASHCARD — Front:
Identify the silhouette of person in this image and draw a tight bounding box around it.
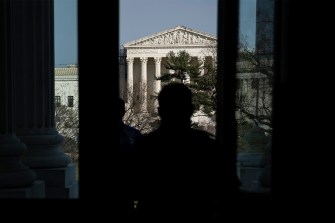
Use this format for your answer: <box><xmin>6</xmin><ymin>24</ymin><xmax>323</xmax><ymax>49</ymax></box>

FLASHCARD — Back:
<box><xmin>133</xmin><ymin>83</ymin><xmax>239</xmax><ymax>220</ymax></box>
<box><xmin>118</xmin><ymin>97</ymin><xmax>142</xmax><ymax>218</ymax></box>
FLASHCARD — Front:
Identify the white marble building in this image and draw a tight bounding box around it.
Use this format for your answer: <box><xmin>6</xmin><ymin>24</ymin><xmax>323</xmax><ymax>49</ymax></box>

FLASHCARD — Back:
<box><xmin>120</xmin><ymin>25</ymin><xmax>271</xmax><ymax>134</ymax></box>
<box><xmin>55</xmin><ymin>64</ymin><xmax>78</xmax><ymax>108</ymax></box>
<box><xmin>54</xmin><ymin>64</ymin><xmax>79</xmax><ymax>147</ymax></box>
<box><xmin>121</xmin><ymin>25</ymin><xmax>217</xmax><ymax>113</ymax></box>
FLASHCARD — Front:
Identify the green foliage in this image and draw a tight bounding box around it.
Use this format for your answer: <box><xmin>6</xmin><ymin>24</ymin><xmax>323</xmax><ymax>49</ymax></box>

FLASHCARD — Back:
<box><xmin>156</xmin><ymin>45</ymin><xmax>273</xmax><ymax>138</ymax></box>
<box><xmin>158</xmin><ymin>50</ymin><xmax>216</xmax><ymax>117</ymax></box>
<box><xmin>158</xmin><ymin>50</ymin><xmax>201</xmax><ymax>82</ymax></box>
<box><xmin>188</xmin><ymin>61</ymin><xmax>217</xmax><ymax>115</ymax></box>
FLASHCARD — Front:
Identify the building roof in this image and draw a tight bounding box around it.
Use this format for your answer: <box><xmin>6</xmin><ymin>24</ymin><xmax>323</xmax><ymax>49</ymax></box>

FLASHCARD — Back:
<box><xmin>55</xmin><ymin>64</ymin><xmax>78</xmax><ymax>76</ymax></box>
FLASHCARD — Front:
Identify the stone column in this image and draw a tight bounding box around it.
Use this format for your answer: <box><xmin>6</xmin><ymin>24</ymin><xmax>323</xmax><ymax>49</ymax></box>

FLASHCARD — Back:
<box><xmin>154</xmin><ymin>57</ymin><xmax>162</xmax><ymax>110</ymax></box>
<box><xmin>154</xmin><ymin>57</ymin><xmax>162</xmax><ymax>94</ymax></box>
<box><xmin>126</xmin><ymin>57</ymin><xmax>134</xmax><ymax>106</ymax></box>
<box><xmin>198</xmin><ymin>56</ymin><xmax>206</xmax><ymax>76</ymax></box>
<box><xmin>0</xmin><ymin>0</ymin><xmax>37</xmax><ymax>192</ymax></box>
<box><xmin>11</xmin><ymin>0</ymin><xmax>77</xmax><ymax>198</ymax></box>
<box><xmin>140</xmin><ymin>57</ymin><xmax>148</xmax><ymax>112</ymax></box>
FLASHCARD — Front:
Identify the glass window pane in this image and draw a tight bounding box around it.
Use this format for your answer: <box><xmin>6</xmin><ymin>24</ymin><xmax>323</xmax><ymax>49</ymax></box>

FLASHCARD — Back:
<box><xmin>236</xmin><ymin>0</ymin><xmax>273</xmax><ymax>193</ymax></box>
<box><xmin>54</xmin><ymin>0</ymin><xmax>79</xmax><ymax>175</ymax></box>
<box><xmin>120</xmin><ymin>0</ymin><xmax>217</xmax><ymax>135</ymax></box>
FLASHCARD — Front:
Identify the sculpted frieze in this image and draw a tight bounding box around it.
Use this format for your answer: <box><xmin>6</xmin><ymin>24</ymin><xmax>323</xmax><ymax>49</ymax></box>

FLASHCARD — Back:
<box><xmin>133</xmin><ymin>30</ymin><xmax>215</xmax><ymax>46</ymax></box>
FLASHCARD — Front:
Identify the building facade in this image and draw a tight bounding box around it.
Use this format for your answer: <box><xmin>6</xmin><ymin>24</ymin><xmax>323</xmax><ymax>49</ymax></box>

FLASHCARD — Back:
<box><xmin>55</xmin><ymin>64</ymin><xmax>78</xmax><ymax>108</ymax></box>
<box><xmin>119</xmin><ymin>25</ymin><xmax>270</xmax><ymax>133</ymax></box>
<box><xmin>121</xmin><ymin>25</ymin><xmax>217</xmax><ymax>113</ymax></box>
<box><xmin>54</xmin><ymin>64</ymin><xmax>79</xmax><ymax>162</ymax></box>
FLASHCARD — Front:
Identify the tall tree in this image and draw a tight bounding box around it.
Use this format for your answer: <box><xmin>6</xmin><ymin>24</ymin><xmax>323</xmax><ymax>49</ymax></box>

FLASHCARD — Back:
<box><xmin>157</xmin><ymin>50</ymin><xmax>216</xmax><ymax>116</ymax></box>
<box><xmin>156</xmin><ymin>43</ymin><xmax>273</xmax><ymax>141</ymax></box>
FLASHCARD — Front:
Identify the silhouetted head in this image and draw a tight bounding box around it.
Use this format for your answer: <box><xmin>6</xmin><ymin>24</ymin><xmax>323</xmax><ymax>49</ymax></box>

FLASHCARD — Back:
<box><xmin>158</xmin><ymin>83</ymin><xmax>194</xmax><ymax>126</ymax></box>
<box><xmin>118</xmin><ymin>98</ymin><xmax>126</xmax><ymax>119</ymax></box>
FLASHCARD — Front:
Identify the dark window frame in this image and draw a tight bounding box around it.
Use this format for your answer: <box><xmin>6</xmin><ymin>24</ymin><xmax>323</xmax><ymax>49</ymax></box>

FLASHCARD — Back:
<box><xmin>68</xmin><ymin>96</ymin><xmax>74</xmax><ymax>107</ymax></box>
<box><xmin>55</xmin><ymin>96</ymin><xmax>61</xmax><ymax>107</ymax></box>
<box><xmin>78</xmin><ymin>0</ymin><xmax>291</xmax><ymax>200</ymax></box>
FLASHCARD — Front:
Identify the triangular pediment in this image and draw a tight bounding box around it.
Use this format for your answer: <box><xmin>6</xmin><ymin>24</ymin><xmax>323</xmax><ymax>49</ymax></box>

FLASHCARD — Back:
<box><xmin>123</xmin><ymin>25</ymin><xmax>217</xmax><ymax>47</ymax></box>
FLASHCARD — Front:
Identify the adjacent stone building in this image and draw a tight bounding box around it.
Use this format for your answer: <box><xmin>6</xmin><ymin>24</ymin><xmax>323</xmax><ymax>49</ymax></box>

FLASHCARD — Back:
<box><xmin>55</xmin><ymin>64</ymin><xmax>78</xmax><ymax>108</ymax></box>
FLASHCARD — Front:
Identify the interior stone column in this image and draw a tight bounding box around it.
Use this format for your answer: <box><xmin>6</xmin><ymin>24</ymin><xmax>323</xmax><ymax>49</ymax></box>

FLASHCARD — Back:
<box><xmin>198</xmin><ymin>56</ymin><xmax>205</xmax><ymax>76</ymax></box>
<box><xmin>140</xmin><ymin>57</ymin><xmax>148</xmax><ymax>112</ymax></box>
<box><xmin>11</xmin><ymin>0</ymin><xmax>77</xmax><ymax>198</ymax></box>
<box><xmin>12</xmin><ymin>0</ymin><xmax>70</xmax><ymax>168</ymax></box>
<box><xmin>126</xmin><ymin>57</ymin><xmax>134</xmax><ymax>106</ymax></box>
<box><xmin>0</xmin><ymin>0</ymin><xmax>37</xmax><ymax>191</ymax></box>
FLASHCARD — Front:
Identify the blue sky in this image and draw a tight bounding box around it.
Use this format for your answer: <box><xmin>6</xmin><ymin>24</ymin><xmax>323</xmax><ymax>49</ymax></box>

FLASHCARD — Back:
<box><xmin>120</xmin><ymin>0</ymin><xmax>256</xmax><ymax>47</ymax></box>
<box><xmin>54</xmin><ymin>0</ymin><xmax>256</xmax><ymax>65</ymax></box>
<box><xmin>54</xmin><ymin>0</ymin><xmax>77</xmax><ymax>65</ymax></box>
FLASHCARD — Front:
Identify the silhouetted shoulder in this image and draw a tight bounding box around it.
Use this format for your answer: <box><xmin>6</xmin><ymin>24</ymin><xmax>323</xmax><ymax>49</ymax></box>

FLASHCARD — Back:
<box><xmin>181</xmin><ymin>129</ymin><xmax>217</xmax><ymax>147</ymax></box>
<box><xmin>135</xmin><ymin>127</ymin><xmax>217</xmax><ymax>152</ymax></box>
<box><xmin>190</xmin><ymin>129</ymin><xmax>216</xmax><ymax>140</ymax></box>
<box><xmin>120</xmin><ymin>124</ymin><xmax>143</xmax><ymax>152</ymax></box>
<box><xmin>124</xmin><ymin>125</ymin><xmax>142</xmax><ymax>138</ymax></box>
